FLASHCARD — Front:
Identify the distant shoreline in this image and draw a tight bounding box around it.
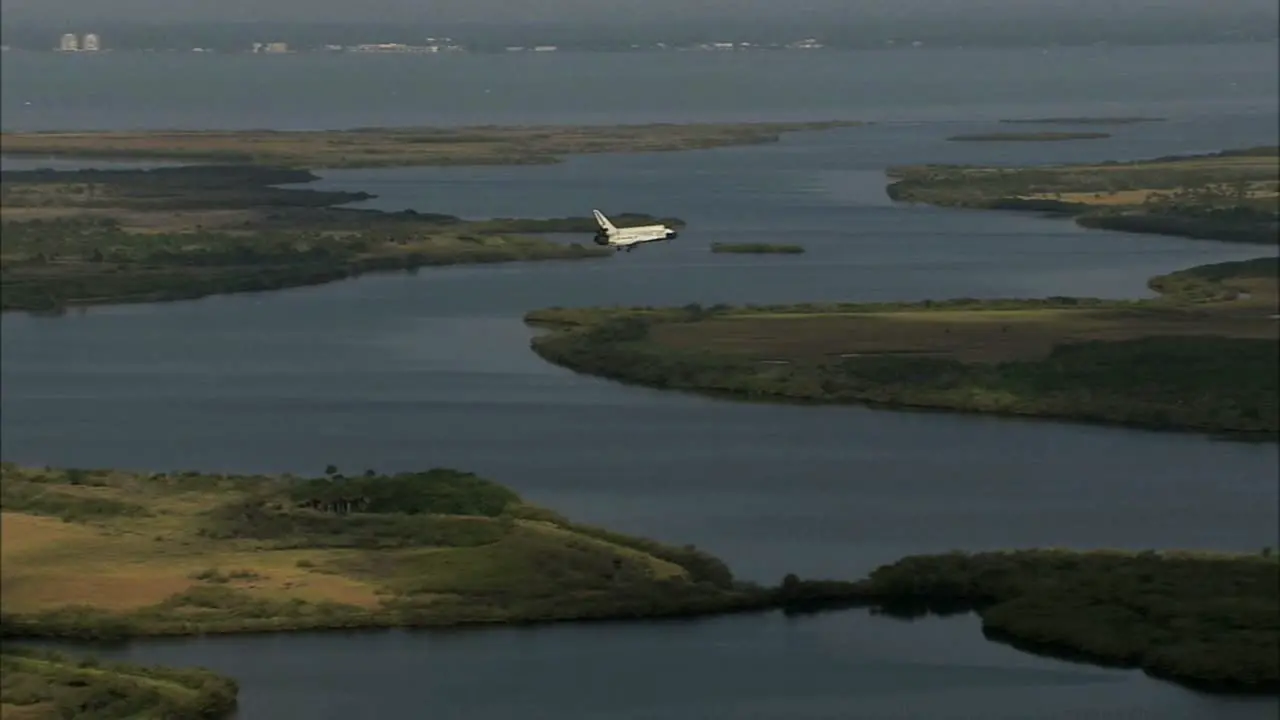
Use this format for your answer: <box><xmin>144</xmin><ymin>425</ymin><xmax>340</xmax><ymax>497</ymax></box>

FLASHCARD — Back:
<box><xmin>0</xmin><ymin>122</ymin><xmax>864</xmax><ymax>170</ymax></box>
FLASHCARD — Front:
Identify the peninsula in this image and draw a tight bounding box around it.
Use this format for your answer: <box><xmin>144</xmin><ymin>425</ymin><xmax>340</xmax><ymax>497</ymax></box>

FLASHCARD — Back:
<box><xmin>1</xmin><ymin>464</ymin><xmax>1275</xmax><ymax>701</ymax></box>
<box><xmin>524</xmin><ymin>257</ymin><xmax>1279</xmax><ymax>437</ymax></box>
<box><xmin>886</xmin><ymin>146</ymin><xmax>1280</xmax><ymax>244</ymax></box>
<box><xmin>0</xmin><ymin>164</ymin><xmax>687</xmax><ymax>312</ymax></box>
<box><xmin>853</xmin><ymin>549</ymin><xmax>1278</xmax><ymax>695</ymax></box>
<box><xmin>0</xmin><ymin>464</ymin><xmax>766</xmax><ymax>638</ymax></box>
<box><xmin>0</xmin><ymin>647</ymin><xmax>238</xmax><ymax>720</ymax></box>
<box><xmin>0</xmin><ymin>121</ymin><xmax>863</xmax><ymax>170</ymax></box>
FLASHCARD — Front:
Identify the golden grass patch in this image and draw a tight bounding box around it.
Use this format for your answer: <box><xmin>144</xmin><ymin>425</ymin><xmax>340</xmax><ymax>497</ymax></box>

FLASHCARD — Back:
<box><xmin>0</xmin><ymin>465</ymin><xmax>736</xmax><ymax>634</ymax></box>
<box><xmin>0</xmin><ymin>703</ymin><xmax>56</xmax><ymax>720</ymax></box>
<box><xmin>648</xmin><ymin>304</ymin><xmax>1278</xmax><ymax>364</ymax></box>
<box><xmin>0</xmin><ymin>122</ymin><xmax>861</xmax><ymax>169</ymax></box>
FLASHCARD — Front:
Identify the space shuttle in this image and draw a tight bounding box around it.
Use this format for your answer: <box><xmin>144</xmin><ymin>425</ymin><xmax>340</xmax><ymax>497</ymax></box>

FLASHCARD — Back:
<box><xmin>591</xmin><ymin>210</ymin><xmax>679</xmax><ymax>252</ymax></box>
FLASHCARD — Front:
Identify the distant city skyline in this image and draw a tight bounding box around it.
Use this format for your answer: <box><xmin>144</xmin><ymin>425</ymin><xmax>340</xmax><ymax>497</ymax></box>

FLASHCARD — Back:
<box><xmin>1</xmin><ymin>0</ymin><xmax>1274</xmax><ymax>55</ymax></box>
<box><xmin>55</xmin><ymin>31</ymin><xmax>101</xmax><ymax>51</ymax></box>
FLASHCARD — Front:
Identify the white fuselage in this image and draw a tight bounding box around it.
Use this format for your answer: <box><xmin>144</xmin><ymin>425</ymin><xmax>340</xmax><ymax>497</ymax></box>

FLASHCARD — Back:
<box><xmin>592</xmin><ymin>209</ymin><xmax>678</xmax><ymax>251</ymax></box>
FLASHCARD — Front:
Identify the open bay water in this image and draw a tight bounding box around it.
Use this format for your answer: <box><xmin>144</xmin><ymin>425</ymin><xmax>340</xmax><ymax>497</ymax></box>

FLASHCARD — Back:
<box><xmin>1</xmin><ymin>42</ymin><xmax>1277</xmax><ymax>129</ymax></box>
<box><xmin>2</xmin><ymin>43</ymin><xmax>1278</xmax><ymax>719</ymax></box>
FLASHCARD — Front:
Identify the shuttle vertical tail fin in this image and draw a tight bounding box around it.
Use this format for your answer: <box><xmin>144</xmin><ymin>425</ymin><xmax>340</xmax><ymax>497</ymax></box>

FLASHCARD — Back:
<box><xmin>592</xmin><ymin>209</ymin><xmax>617</xmax><ymax>233</ymax></box>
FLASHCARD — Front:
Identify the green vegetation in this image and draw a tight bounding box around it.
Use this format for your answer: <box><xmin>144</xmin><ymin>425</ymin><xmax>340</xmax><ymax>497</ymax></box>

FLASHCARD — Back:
<box><xmin>886</xmin><ymin>146</ymin><xmax>1280</xmax><ymax>244</ymax></box>
<box><xmin>0</xmin><ymin>122</ymin><xmax>863</xmax><ymax>170</ymax></box>
<box><xmin>947</xmin><ymin>132</ymin><xmax>1111</xmax><ymax>142</ymax></box>
<box><xmin>523</xmin><ymin>258</ymin><xmax>1279</xmax><ymax>436</ymax></box>
<box><xmin>0</xmin><ymin>464</ymin><xmax>779</xmax><ymax>640</ymax></box>
<box><xmin>0</xmin><ymin>647</ymin><xmax>237</xmax><ymax>719</ymax></box>
<box><xmin>999</xmin><ymin>116</ymin><xmax>1165</xmax><ymax>125</ymax></box>
<box><xmin>854</xmin><ymin>550</ymin><xmax>1279</xmax><ymax>694</ymax></box>
<box><xmin>0</xmin><ymin>165</ymin><xmax>695</xmax><ymax>312</ymax></box>
<box><xmin>1</xmin><ymin>465</ymin><xmax>1275</xmax><ymax>694</ymax></box>
<box><xmin>709</xmin><ymin>242</ymin><xmax>806</xmax><ymax>255</ymax></box>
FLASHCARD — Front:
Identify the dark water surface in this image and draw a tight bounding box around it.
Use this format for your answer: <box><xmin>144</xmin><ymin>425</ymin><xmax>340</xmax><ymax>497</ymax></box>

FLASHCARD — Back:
<box><xmin>3</xmin><ymin>44</ymin><xmax>1278</xmax><ymax>719</ymax></box>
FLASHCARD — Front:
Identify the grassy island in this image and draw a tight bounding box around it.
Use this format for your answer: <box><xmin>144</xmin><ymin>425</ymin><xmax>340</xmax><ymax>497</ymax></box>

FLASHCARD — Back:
<box><xmin>0</xmin><ymin>165</ymin><xmax>694</xmax><ymax>312</ymax></box>
<box><xmin>853</xmin><ymin>550</ymin><xmax>1279</xmax><ymax>694</ymax></box>
<box><xmin>709</xmin><ymin>242</ymin><xmax>806</xmax><ymax>255</ymax></box>
<box><xmin>524</xmin><ymin>257</ymin><xmax>1279</xmax><ymax>436</ymax></box>
<box><xmin>886</xmin><ymin>146</ymin><xmax>1280</xmax><ymax>244</ymax></box>
<box><xmin>0</xmin><ymin>464</ymin><xmax>779</xmax><ymax>639</ymax></box>
<box><xmin>0</xmin><ymin>647</ymin><xmax>237</xmax><ymax>720</ymax></box>
<box><xmin>0</xmin><ymin>121</ymin><xmax>862</xmax><ymax>170</ymax></box>
<box><xmin>947</xmin><ymin>132</ymin><xmax>1112</xmax><ymax>142</ymax></box>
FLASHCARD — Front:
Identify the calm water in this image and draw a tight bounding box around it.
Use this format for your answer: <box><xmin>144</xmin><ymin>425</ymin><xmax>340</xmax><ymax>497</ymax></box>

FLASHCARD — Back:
<box><xmin>0</xmin><ymin>43</ymin><xmax>1276</xmax><ymax>129</ymax></box>
<box><xmin>3</xmin><ymin>45</ymin><xmax>1278</xmax><ymax>719</ymax></box>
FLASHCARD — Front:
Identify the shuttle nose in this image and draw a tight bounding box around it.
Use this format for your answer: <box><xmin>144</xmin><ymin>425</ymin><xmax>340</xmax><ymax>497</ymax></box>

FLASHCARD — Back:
<box><xmin>666</xmin><ymin>231</ymin><xmax>679</xmax><ymax>240</ymax></box>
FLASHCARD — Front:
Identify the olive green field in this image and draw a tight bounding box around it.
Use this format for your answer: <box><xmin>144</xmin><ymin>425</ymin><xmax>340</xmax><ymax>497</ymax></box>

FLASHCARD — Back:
<box><xmin>0</xmin><ymin>464</ymin><xmax>770</xmax><ymax>639</ymax></box>
<box><xmin>525</xmin><ymin>256</ymin><xmax>1279</xmax><ymax>436</ymax></box>
<box><xmin>0</xmin><ymin>647</ymin><xmax>237</xmax><ymax>720</ymax></box>
<box><xmin>0</xmin><ymin>121</ymin><xmax>862</xmax><ymax>169</ymax></box>
<box><xmin>886</xmin><ymin>145</ymin><xmax>1280</xmax><ymax>244</ymax></box>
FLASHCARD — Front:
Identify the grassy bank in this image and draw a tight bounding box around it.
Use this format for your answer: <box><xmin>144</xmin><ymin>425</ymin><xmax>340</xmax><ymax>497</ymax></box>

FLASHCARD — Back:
<box><xmin>523</xmin><ymin>257</ymin><xmax>1279</xmax><ymax>436</ymax></box>
<box><xmin>0</xmin><ymin>165</ymin><xmax>688</xmax><ymax>312</ymax></box>
<box><xmin>855</xmin><ymin>550</ymin><xmax>1279</xmax><ymax>694</ymax></box>
<box><xmin>0</xmin><ymin>464</ymin><xmax>785</xmax><ymax>639</ymax></box>
<box><xmin>0</xmin><ymin>647</ymin><xmax>237</xmax><ymax>720</ymax></box>
<box><xmin>947</xmin><ymin>132</ymin><xmax>1111</xmax><ymax>142</ymax></box>
<box><xmin>0</xmin><ymin>122</ymin><xmax>862</xmax><ymax>170</ymax></box>
<box><xmin>886</xmin><ymin>146</ymin><xmax>1280</xmax><ymax>244</ymax></box>
<box><xmin>709</xmin><ymin>242</ymin><xmax>806</xmax><ymax>255</ymax></box>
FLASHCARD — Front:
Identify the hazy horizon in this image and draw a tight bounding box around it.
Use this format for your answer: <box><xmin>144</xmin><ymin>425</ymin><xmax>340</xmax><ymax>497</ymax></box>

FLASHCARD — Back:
<box><xmin>4</xmin><ymin>0</ymin><xmax>1277</xmax><ymax>26</ymax></box>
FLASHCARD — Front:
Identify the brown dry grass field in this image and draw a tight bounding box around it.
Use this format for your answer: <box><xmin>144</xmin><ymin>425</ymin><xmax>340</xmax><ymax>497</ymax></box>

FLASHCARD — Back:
<box><xmin>0</xmin><ymin>702</ymin><xmax>53</xmax><ymax>720</ymax></box>
<box><xmin>0</xmin><ymin>465</ymin><xmax>724</xmax><ymax>636</ymax></box>
<box><xmin>887</xmin><ymin>148</ymin><xmax>1280</xmax><ymax>205</ymax></box>
<box><xmin>0</xmin><ymin>121</ymin><xmax>860</xmax><ymax>169</ymax></box>
<box><xmin>1027</xmin><ymin>186</ymin><xmax>1280</xmax><ymax>207</ymax></box>
<box><xmin>648</xmin><ymin>301</ymin><xmax>1278</xmax><ymax>364</ymax></box>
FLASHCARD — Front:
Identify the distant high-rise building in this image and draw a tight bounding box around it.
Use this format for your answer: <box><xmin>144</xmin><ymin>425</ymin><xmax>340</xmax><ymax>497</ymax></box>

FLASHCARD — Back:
<box><xmin>82</xmin><ymin>33</ymin><xmax>101</xmax><ymax>52</ymax></box>
<box><xmin>58</xmin><ymin>33</ymin><xmax>79</xmax><ymax>52</ymax></box>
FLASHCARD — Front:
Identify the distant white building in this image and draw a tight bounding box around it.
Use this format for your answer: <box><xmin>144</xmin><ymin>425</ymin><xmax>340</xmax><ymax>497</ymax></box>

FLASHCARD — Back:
<box><xmin>82</xmin><ymin>33</ymin><xmax>101</xmax><ymax>51</ymax></box>
<box><xmin>58</xmin><ymin>33</ymin><xmax>79</xmax><ymax>52</ymax></box>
